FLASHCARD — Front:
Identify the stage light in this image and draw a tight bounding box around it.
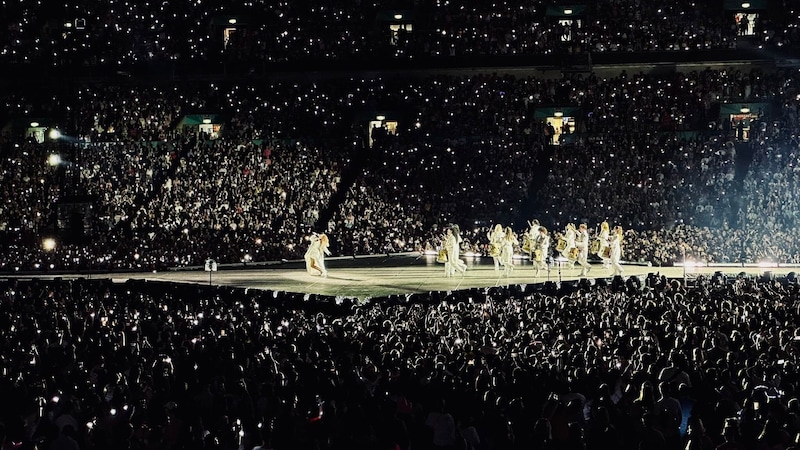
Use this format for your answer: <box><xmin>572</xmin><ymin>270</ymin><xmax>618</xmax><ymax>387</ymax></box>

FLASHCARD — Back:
<box><xmin>47</xmin><ymin>154</ymin><xmax>61</xmax><ymax>166</ymax></box>
<box><xmin>48</xmin><ymin>129</ymin><xmax>61</xmax><ymax>140</ymax></box>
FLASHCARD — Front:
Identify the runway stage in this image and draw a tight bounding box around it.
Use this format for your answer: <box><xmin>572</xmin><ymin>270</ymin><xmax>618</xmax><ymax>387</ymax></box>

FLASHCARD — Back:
<box><xmin>75</xmin><ymin>253</ymin><xmax>799</xmax><ymax>300</ymax></box>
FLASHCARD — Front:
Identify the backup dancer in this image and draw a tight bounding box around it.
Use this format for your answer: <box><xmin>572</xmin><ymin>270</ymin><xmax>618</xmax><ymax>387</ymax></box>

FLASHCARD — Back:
<box><xmin>443</xmin><ymin>225</ymin><xmax>468</xmax><ymax>277</ymax></box>
<box><xmin>499</xmin><ymin>226</ymin><xmax>519</xmax><ymax>276</ymax></box>
<box><xmin>596</xmin><ymin>221</ymin><xmax>611</xmax><ymax>268</ymax></box>
<box><xmin>560</xmin><ymin>223</ymin><xmax>578</xmax><ymax>267</ymax></box>
<box><xmin>487</xmin><ymin>224</ymin><xmax>505</xmax><ymax>272</ymax></box>
<box><xmin>609</xmin><ymin>226</ymin><xmax>624</xmax><ymax>276</ymax></box>
<box><xmin>533</xmin><ymin>227</ymin><xmax>550</xmax><ymax>277</ymax></box>
<box><xmin>576</xmin><ymin>223</ymin><xmax>592</xmax><ymax>277</ymax></box>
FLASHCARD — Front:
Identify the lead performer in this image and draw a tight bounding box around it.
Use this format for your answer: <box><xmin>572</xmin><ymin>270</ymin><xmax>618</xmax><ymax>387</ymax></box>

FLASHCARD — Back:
<box><xmin>487</xmin><ymin>224</ymin><xmax>505</xmax><ymax>272</ymax></box>
<box><xmin>533</xmin><ymin>226</ymin><xmax>550</xmax><ymax>277</ymax></box>
<box><xmin>305</xmin><ymin>233</ymin><xmax>331</xmax><ymax>277</ymax></box>
<box><xmin>443</xmin><ymin>225</ymin><xmax>467</xmax><ymax>277</ymax></box>
<box><xmin>609</xmin><ymin>226</ymin><xmax>624</xmax><ymax>276</ymax></box>
<box><xmin>576</xmin><ymin>223</ymin><xmax>592</xmax><ymax>277</ymax></box>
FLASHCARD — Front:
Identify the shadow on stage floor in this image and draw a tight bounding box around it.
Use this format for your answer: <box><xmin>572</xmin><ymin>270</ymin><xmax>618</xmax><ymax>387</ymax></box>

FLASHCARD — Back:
<box><xmin>47</xmin><ymin>253</ymin><xmax>797</xmax><ymax>300</ymax></box>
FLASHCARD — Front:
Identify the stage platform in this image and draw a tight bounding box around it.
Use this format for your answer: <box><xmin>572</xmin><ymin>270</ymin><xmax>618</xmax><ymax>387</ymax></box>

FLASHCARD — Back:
<box><xmin>37</xmin><ymin>254</ymin><xmax>797</xmax><ymax>300</ymax></box>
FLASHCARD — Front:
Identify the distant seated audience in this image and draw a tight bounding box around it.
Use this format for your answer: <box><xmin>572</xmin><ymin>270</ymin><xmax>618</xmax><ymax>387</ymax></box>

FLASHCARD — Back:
<box><xmin>2</xmin><ymin>67</ymin><xmax>800</xmax><ymax>270</ymax></box>
<box><xmin>0</xmin><ymin>0</ymin><xmax>797</xmax><ymax>67</ymax></box>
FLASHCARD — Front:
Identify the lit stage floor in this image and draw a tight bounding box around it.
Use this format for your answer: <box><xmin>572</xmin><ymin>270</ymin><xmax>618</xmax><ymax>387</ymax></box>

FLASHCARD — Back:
<box><xmin>68</xmin><ymin>254</ymin><xmax>798</xmax><ymax>300</ymax></box>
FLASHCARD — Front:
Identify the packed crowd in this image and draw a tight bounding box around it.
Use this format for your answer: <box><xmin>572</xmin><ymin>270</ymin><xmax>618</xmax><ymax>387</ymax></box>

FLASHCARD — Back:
<box><xmin>329</xmin><ymin>68</ymin><xmax>799</xmax><ymax>264</ymax></box>
<box><xmin>5</xmin><ymin>9</ymin><xmax>800</xmax><ymax>450</ymax></box>
<box><xmin>1</xmin><ymin>66</ymin><xmax>800</xmax><ymax>270</ymax></box>
<box><xmin>0</xmin><ymin>0</ymin><xmax>798</xmax><ymax>67</ymax></box>
<box><xmin>334</xmin><ymin>135</ymin><xmax>538</xmax><ymax>256</ymax></box>
<box><xmin>2</xmin><ymin>272</ymin><xmax>800</xmax><ymax>450</ymax></box>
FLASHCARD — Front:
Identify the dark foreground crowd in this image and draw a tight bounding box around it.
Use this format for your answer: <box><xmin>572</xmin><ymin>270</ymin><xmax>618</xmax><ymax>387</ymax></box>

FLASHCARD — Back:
<box><xmin>1</xmin><ymin>274</ymin><xmax>800</xmax><ymax>450</ymax></box>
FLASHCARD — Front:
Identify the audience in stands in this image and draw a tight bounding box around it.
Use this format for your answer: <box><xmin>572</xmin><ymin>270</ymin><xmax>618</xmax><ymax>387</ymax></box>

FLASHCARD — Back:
<box><xmin>3</xmin><ymin>67</ymin><xmax>800</xmax><ymax>270</ymax></box>
<box><xmin>0</xmin><ymin>0</ymin><xmax>797</xmax><ymax>67</ymax></box>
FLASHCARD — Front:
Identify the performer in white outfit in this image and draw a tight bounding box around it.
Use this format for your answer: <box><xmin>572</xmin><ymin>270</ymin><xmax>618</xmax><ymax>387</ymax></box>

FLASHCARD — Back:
<box><xmin>304</xmin><ymin>233</ymin><xmax>331</xmax><ymax>277</ymax></box>
<box><xmin>522</xmin><ymin>219</ymin><xmax>540</xmax><ymax>260</ymax></box>
<box><xmin>443</xmin><ymin>225</ymin><xmax>467</xmax><ymax>277</ymax></box>
<box><xmin>499</xmin><ymin>226</ymin><xmax>519</xmax><ymax>276</ymax></box>
<box><xmin>609</xmin><ymin>225</ymin><xmax>624</xmax><ymax>276</ymax></box>
<box><xmin>487</xmin><ymin>224</ymin><xmax>505</xmax><ymax>272</ymax></box>
<box><xmin>560</xmin><ymin>223</ymin><xmax>578</xmax><ymax>267</ymax></box>
<box><xmin>533</xmin><ymin>227</ymin><xmax>550</xmax><ymax>277</ymax></box>
<box><xmin>596</xmin><ymin>221</ymin><xmax>611</xmax><ymax>268</ymax></box>
<box><xmin>575</xmin><ymin>223</ymin><xmax>592</xmax><ymax>277</ymax></box>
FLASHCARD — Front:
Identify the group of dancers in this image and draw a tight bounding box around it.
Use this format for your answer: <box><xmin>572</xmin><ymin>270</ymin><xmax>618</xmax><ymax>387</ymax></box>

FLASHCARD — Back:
<box><xmin>303</xmin><ymin>221</ymin><xmax>625</xmax><ymax>279</ymax></box>
<box><xmin>440</xmin><ymin>220</ymin><xmax>625</xmax><ymax>278</ymax></box>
